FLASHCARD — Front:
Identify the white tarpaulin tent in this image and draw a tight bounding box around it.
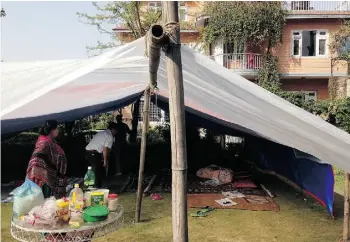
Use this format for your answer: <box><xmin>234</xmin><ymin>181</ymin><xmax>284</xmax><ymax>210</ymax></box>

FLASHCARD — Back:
<box><xmin>1</xmin><ymin>37</ymin><xmax>350</xmax><ymax>173</ymax></box>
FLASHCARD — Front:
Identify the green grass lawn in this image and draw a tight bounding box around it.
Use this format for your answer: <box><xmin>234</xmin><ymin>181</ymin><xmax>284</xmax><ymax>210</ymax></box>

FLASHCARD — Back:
<box><xmin>1</xmin><ymin>173</ymin><xmax>346</xmax><ymax>242</ymax></box>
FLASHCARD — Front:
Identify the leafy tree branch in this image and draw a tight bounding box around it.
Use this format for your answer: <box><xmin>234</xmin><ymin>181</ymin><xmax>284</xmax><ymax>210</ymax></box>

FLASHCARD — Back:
<box><xmin>329</xmin><ymin>20</ymin><xmax>350</xmax><ymax>61</ymax></box>
<box><xmin>77</xmin><ymin>1</ymin><xmax>162</xmax><ymax>55</ymax></box>
<box><xmin>0</xmin><ymin>7</ymin><xmax>6</xmax><ymax>18</ymax></box>
<box><xmin>201</xmin><ymin>2</ymin><xmax>286</xmax><ymax>52</ymax></box>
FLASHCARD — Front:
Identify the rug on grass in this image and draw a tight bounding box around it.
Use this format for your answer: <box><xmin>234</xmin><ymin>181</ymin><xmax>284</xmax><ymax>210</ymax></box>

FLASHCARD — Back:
<box><xmin>188</xmin><ymin>193</ymin><xmax>280</xmax><ymax>212</ymax></box>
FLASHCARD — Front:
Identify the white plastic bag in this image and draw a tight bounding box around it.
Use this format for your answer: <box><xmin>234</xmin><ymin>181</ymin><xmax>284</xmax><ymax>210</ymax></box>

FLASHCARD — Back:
<box><xmin>24</xmin><ymin>197</ymin><xmax>58</xmax><ymax>227</ymax></box>
<box><xmin>13</xmin><ymin>179</ymin><xmax>45</xmax><ymax>217</ymax></box>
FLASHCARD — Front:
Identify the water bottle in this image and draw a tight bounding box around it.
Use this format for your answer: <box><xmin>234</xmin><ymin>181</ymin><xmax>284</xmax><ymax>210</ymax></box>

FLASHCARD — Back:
<box><xmin>84</xmin><ymin>166</ymin><xmax>95</xmax><ymax>189</ymax></box>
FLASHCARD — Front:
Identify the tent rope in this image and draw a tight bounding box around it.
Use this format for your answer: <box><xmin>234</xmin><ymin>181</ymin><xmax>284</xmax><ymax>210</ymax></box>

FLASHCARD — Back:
<box><xmin>164</xmin><ymin>22</ymin><xmax>180</xmax><ymax>46</ymax></box>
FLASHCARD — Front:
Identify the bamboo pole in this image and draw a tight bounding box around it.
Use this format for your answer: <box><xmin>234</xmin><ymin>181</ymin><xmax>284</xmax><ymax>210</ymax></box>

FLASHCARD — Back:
<box><xmin>147</xmin><ymin>24</ymin><xmax>167</xmax><ymax>88</ymax></box>
<box><xmin>135</xmin><ymin>24</ymin><xmax>167</xmax><ymax>223</ymax></box>
<box><xmin>163</xmin><ymin>2</ymin><xmax>189</xmax><ymax>242</ymax></box>
<box><xmin>343</xmin><ymin>172</ymin><xmax>350</xmax><ymax>241</ymax></box>
<box><xmin>135</xmin><ymin>87</ymin><xmax>151</xmax><ymax>223</ymax></box>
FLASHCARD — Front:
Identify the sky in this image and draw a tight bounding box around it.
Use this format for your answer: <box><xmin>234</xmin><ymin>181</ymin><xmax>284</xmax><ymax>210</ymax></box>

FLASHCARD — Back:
<box><xmin>1</xmin><ymin>1</ymin><xmax>115</xmax><ymax>61</ymax></box>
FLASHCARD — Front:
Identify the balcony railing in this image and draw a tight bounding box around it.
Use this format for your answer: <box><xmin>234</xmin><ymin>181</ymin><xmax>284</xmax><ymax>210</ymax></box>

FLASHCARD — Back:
<box><xmin>283</xmin><ymin>1</ymin><xmax>350</xmax><ymax>12</ymax></box>
<box><xmin>211</xmin><ymin>53</ymin><xmax>263</xmax><ymax>72</ymax></box>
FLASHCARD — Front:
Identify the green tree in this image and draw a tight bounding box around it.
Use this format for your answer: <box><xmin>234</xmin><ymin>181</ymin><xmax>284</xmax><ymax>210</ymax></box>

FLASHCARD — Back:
<box><xmin>201</xmin><ymin>2</ymin><xmax>286</xmax><ymax>52</ymax></box>
<box><xmin>329</xmin><ymin>20</ymin><xmax>350</xmax><ymax>61</ymax></box>
<box><xmin>77</xmin><ymin>1</ymin><xmax>161</xmax><ymax>56</ymax></box>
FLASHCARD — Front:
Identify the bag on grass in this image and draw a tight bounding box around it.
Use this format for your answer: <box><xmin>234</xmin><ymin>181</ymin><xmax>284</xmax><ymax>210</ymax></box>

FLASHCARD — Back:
<box><xmin>13</xmin><ymin>178</ymin><xmax>45</xmax><ymax>217</ymax></box>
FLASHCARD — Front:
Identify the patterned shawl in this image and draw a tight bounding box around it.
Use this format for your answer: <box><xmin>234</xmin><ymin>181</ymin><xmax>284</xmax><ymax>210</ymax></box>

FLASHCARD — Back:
<box><xmin>26</xmin><ymin>135</ymin><xmax>67</xmax><ymax>197</ymax></box>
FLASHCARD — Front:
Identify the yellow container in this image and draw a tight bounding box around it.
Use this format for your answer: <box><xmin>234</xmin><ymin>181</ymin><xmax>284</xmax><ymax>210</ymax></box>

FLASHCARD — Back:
<box><xmin>56</xmin><ymin>199</ymin><xmax>70</xmax><ymax>222</ymax></box>
<box><xmin>90</xmin><ymin>191</ymin><xmax>105</xmax><ymax>206</ymax></box>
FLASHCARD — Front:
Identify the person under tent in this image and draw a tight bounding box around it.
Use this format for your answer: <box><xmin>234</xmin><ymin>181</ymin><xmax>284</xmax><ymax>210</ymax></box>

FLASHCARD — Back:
<box><xmin>113</xmin><ymin>114</ymin><xmax>131</xmax><ymax>176</ymax></box>
<box><xmin>26</xmin><ymin>120</ymin><xmax>68</xmax><ymax>198</ymax></box>
<box><xmin>85</xmin><ymin>122</ymin><xmax>118</xmax><ymax>188</ymax></box>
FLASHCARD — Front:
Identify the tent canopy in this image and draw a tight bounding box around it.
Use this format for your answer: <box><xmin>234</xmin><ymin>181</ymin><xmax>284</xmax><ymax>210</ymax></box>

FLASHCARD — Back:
<box><xmin>3</xmin><ymin>37</ymin><xmax>350</xmax><ymax>215</ymax></box>
<box><xmin>2</xmin><ymin>37</ymin><xmax>349</xmax><ymax>172</ymax></box>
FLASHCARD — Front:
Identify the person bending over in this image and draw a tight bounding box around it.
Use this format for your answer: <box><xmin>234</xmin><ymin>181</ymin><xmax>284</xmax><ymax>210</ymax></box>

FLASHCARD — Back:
<box><xmin>85</xmin><ymin>122</ymin><xmax>118</xmax><ymax>188</ymax></box>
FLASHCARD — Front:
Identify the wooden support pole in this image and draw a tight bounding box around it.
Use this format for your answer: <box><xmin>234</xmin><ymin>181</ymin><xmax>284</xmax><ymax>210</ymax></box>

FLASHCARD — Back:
<box><xmin>130</xmin><ymin>99</ymin><xmax>140</xmax><ymax>143</ymax></box>
<box><xmin>134</xmin><ymin>24</ymin><xmax>167</xmax><ymax>223</ymax></box>
<box><xmin>343</xmin><ymin>172</ymin><xmax>350</xmax><ymax>241</ymax></box>
<box><xmin>163</xmin><ymin>2</ymin><xmax>189</xmax><ymax>242</ymax></box>
<box><xmin>135</xmin><ymin>87</ymin><xmax>151</xmax><ymax>223</ymax></box>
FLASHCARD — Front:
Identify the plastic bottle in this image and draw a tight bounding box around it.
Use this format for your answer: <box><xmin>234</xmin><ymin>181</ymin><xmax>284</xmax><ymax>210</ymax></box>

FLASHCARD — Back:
<box><xmin>69</xmin><ymin>184</ymin><xmax>84</xmax><ymax>206</ymax></box>
<box><xmin>108</xmin><ymin>194</ymin><xmax>118</xmax><ymax>212</ymax></box>
<box><xmin>68</xmin><ymin>184</ymin><xmax>84</xmax><ymax>225</ymax></box>
<box><xmin>84</xmin><ymin>166</ymin><xmax>95</xmax><ymax>189</ymax></box>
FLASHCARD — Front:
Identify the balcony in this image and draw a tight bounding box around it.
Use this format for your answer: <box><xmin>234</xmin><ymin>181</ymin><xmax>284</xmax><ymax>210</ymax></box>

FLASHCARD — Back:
<box><xmin>283</xmin><ymin>1</ymin><xmax>350</xmax><ymax>18</ymax></box>
<box><xmin>211</xmin><ymin>53</ymin><xmax>263</xmax><ymax>76</ymax></box>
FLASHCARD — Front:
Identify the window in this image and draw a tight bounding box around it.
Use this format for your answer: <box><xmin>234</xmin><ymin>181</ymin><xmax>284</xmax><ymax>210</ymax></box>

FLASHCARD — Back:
<box><xmin>292</xmin><ymin>31</ymin><xmax>301</xmax><ymax>56</ymax></box>
<box><xmin>291</xmin><ymin>30</ymin><xmax>328</xmax><ymax>57</ymax></box>
<box><xmin>148</xmin><ymin>2</ymin><xmax>162</xmax><ymax>12</ymax></box>
<box><xmin>138</xmin><ymin>98</ymin><xmax>163</xmax><ymax>122</ymax></box>
<box><xmin>317</xmin><ymin>31</ymin><xmax>327</xmax><ymax>56</ymax></box>
<box><xmin>302</xmin><ymin>91</ymin><xmax>317</xmax><ymax>102</ymax></box>
<box><xmin>223</xmin><ymin>40</ymin><xmax>245</xmax><ymax>66</ymax></box>
<box><xmin>286</xmin><ymin>90</ymin><xmax>317</xmax><ymax>102</ymax></box>
<box><xmin>178</xmin><ymin>2</ymin><xmax>187</xmax><ymax>21</ymax></box>
<box><xmin>224</xmin><ymin>40</ymin><xmax>245</xmax><ymax>54</ymax></box>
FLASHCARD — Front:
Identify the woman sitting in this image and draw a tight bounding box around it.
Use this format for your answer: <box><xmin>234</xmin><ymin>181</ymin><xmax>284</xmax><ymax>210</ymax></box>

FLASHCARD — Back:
<box><xmin>26</xmin><ymin>120</ymin><xmax>68</xmax><ymax>198</ymax></box>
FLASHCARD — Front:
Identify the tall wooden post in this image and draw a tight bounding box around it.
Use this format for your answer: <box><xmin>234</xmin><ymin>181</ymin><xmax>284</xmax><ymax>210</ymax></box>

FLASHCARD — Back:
<box><xmin>135</xmin><ymin>87</ymin><xmax>151</xmax><ymax>223</ymax></box>
<box><xmin>163</xmin><ymin>2</ymin><xmax>189</xmax><ymax>242</ymax></box>
<box><xmin>343</xmin><ymin>172</ymin><xmax>350</xmax><ymax>241</ymax></box>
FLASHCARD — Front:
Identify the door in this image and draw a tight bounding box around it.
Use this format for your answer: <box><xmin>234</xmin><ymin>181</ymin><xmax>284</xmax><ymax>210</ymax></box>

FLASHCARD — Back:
<box><xmin>211</xmin><ymin>37</ymin><xmax>224</xmax><ymax>66</ymax></box>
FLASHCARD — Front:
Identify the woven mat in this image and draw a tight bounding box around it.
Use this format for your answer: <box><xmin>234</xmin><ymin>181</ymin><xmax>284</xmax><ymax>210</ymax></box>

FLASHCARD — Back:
<box><xmin>188</xmin><ymin>193</ymin><xmax>280</xmax><ymax>212</ymax></box>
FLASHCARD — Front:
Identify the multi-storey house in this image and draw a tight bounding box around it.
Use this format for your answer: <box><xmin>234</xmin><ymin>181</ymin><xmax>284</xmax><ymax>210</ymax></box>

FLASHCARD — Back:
<box><xmin>114</xmin><ymin>1</ymin><xmax>350</xmax><ymax>124</ymax></box>
<box><xmin>202</xmin><ymin>1</ymin><xmax>350</xmax><ymax>101</ymax></box>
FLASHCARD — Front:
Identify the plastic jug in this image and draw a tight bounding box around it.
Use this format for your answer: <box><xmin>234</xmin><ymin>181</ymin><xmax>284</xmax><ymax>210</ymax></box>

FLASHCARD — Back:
<box><xmin>69</xmin><ymin>184</ymin><xmax>84</xmax><ymax>202</ymax></box>
<box><xmin>68</xmin><ymin>184</ymin><xmax>84</xmax><ymax>224</ymax></box>
<box><xmin>69</xmin><ymin>184</ymin><xmax>84</xmax><ymax>209</ymax></box>
<box><xmin>84</xmin><ymin>166</ymin><xmax>95</xmax><ymax>189</ymax></box>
